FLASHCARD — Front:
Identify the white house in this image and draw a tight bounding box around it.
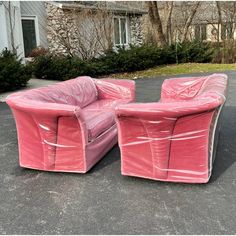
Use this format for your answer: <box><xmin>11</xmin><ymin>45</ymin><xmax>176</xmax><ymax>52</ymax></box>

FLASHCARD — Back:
<box><xmin>0</xmin><ymin>1</ymin><xmax>146</xmax><ymax>59</ymax></box>
<box><xmin>0</xmin><ymin>1</ymin><xmax>48</xmax><ymax>58</ymax></box>
<box><xmin>0</xmin><ymin>1</ymin><xmax>24</xmax><ymax>58</ymax></box>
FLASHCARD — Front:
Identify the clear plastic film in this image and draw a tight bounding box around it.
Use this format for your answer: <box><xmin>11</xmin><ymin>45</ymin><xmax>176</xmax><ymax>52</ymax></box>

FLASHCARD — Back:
<box><xmin>6</xmin><ymin>76</ymin><xmax>135</xmax><ymax>173</ymax></box>
<box><xmin>115</xmin><ymin>74</ymin><xmax>228</xmax><ymax>183</ymax></box>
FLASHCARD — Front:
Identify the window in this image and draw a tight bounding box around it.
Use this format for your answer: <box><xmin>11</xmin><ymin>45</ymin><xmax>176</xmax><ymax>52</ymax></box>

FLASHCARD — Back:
<box><xmin>114</xmin><ymin>17</ymin><xmax>128</xmax><ymax>46</ymax></box>
<box><xmin>221</xmin><ymin>23</ymin><xmax>233</xmax><ymax>40</ymax></box>
<box><xmin>21</xmin><ymin>16</ymin><xmax>39</xmax><ymax>57</ymax></box>
<box><xmin>194</xmin><ymin>24</ymin><xmax>207</xmax><ymax>41</ymax></box>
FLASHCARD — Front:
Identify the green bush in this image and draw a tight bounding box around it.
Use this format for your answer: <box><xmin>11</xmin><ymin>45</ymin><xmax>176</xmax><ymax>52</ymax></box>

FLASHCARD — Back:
<box><xmin>94</xmin><ymin>44</ymin><xmax>173</xmax><ymax>73</ymax></box>
<box><xmin>174</xmin><ymin>41</ymin><xmax>215</xmax><ymax>63</ymax></box>
<box><xmin>33</xmin><ymin>55</ymin><xmax>100</xmax><ymax>80</ymax></box>
<box><xmin>32</xmin><ymin>41</ymin><xmax>214</xmax><ymax>81</ymax></box>
<box><xmin>0</xmin><ymin>49</ymin><xmax>32</xmax><ymax>92</ymax></box>
<box><xmin>212</xmin><ymin>40</ymin><xmax>236</xmax><ymax>64</ymax></box>
<box><xmin>33</xmin><ymin>55</ymin><xmax>72</xmax><ymax>80</ymax></box>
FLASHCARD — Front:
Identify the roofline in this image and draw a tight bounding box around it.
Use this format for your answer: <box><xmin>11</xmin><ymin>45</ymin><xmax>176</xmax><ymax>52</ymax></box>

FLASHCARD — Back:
<box><xmin>56</xmin><ymin>2</ymin><xmax>147</xmax><ymax>15</ymax></box>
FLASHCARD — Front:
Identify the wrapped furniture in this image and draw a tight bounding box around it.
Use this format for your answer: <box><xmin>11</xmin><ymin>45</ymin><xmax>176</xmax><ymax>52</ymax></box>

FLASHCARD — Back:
<box><xmin>6</xmin><ymin>76</ymin><xmax>135</xmax><ymax>173</ymax></box>
<box><xmin>115</xmin><ymin>74</ymin><xmax>228</xmax><ymax>183</ymax></box>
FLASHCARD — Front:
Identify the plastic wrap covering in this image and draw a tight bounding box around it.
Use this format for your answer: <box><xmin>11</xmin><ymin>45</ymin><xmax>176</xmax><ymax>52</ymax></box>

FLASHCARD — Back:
<box><xmin>115</xmin><ymin>74</ymin><xmax>228</xmax><ymax>183</ymax></box>
<box><xmin>6</xmin><ymin>76</ymin><xmax>135</xmax><ymax>173</ymax></box>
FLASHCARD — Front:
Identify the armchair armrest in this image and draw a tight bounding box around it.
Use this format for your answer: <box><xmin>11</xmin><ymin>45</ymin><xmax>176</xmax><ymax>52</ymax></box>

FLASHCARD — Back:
<box><xmin>116</xmin><ymin>96</ymin><xmax>223</xmax><ymax>120</ymax></box>
<box><xmin>160</xmin><ymin>74</ymin><xmax>228</xmax><ymax>101</ymax></box>
<box><xmin>93</xmin><ymin>79</ymin><xmax>135</xmax><ymax>101</ymax></box>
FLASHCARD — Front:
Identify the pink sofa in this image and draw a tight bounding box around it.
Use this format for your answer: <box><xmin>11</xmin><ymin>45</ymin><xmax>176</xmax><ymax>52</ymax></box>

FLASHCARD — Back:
<box><xmin>115</xmin><ymin>74</ymin><xmax>228</xmax><ymax>183</ymax></box>
<box><xmin>6</xmin><ymin>76</ymin><xmax>135</xmax><ymax>173</ymax></box>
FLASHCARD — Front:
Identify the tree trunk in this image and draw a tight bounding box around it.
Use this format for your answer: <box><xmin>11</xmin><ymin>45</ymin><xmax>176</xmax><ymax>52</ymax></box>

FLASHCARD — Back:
<box><xmin>216</xmin><ymin>1</ymin><xmax>222</xmax><ymax>43</ymax></box>
<box><xmin>147</xmin><ymin>1</ymin><xmax>166</xmax><ymax>46</ymax></box>
<box><xmin>4</xmin><ymin>2</ymin><xmax>17</xmax><ymax>54</ymax></box>
<box><xmin>216</xmin><ymin>1</ymin><xmax>223</xmax><ymax>62</ymax></box>
<box><xmin>180</xmin><ymin>1</ymin><xmax>201</xmax><ymax>42</ymax></box>
<box><xmin>166</xmin><ymin>2</ymin><xmax>174</xmax><ymax>45</ymax></box>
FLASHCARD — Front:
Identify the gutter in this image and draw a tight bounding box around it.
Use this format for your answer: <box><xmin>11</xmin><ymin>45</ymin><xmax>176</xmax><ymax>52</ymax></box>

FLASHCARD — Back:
<box><xmin>57</xmin><ymin>2</ymin><xmax>147</xmax><ymax>15</ymax></box>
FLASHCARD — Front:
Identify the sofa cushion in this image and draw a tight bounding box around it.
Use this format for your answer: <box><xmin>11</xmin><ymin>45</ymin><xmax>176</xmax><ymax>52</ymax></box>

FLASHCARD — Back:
<box><xmin>82</xmin><ymin>109</ymin><xmax>115</xmax><ymax>141</ymax></box>
<box><xmin>20</xmin><ymin>76</ymin><xmax>98</xmax><ymax>108</ymax></box>
<box><xmin>64</xmin><ymin>76</ymin><xmax>98</xmax><ymax>108</ymax></box>
<box><xmin>83</xmin><ymin>99</ymin><xmax>132</xmax><ymax>111</ymax></box>
<box><xmin>81</xmin><ymin>99</ymin><xmax>130</xmax><ymax>141</ymax></box>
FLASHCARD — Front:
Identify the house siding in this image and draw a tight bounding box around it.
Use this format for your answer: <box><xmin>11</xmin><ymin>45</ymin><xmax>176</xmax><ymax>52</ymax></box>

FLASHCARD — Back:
<box><xmin>20</xmin><ymin>1</ymin><xmax>48</xmax><ymax>48</ymax></box>
<box><xmin>130</xmin><ymin>16</ymin><xmax>144</xmax><ymax>46</ymax></box>
<box><xmin>206</xmin><ymin>24</ymin><xmax>218</xmax><ymax>42</ymax></box>
<box><xmin>45</xmin><ymin>2</ymin><xmax>145</xmax><ymax>58</ymax></box>
<box><xmin>0</xmin><ymin>4</ymin><xmax>10</xmax><ymax>51</ymax></box>
<box><xmin>0</xmin><ymin>1</ymin><xmax>25</xmax><ymax>58</ymax></box>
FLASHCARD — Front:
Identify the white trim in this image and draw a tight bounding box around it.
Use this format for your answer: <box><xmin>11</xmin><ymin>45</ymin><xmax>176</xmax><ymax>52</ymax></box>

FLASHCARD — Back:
<box><xmin>47</xmin><ymin>1</ymin><xmax>63</xmax><ymax>9</ymax></box>
<box><xmin>194</xmin><ymin>24</ymin><xmax>207</xmax><ymax>41</ymax></box>
<box><xmin>0</xmin><ymin>2</ymin><xmax>25</xmax><ymax>59</ymax></box>
<box><xmin>21</xmin><ymin>15</ymin><xmax>40</xmax><ymax>46</ymax></box>
<box><xmin>21</xmin><ymin>15</ymin><xmax>40</xmax><ymax>57</ymax></box>
<box><xmin>0</xmin><ymin>4</ymin><xmax>9</xmax><ymax>50</ymax></box>
<box><xmin>113</xmin><ymin>16</ymin><xmax>129</xmax><ymax>47</ymax></box>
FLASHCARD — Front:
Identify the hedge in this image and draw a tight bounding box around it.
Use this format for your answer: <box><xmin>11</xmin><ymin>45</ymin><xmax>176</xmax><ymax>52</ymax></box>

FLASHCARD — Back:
<box><xmin>32</xmin><ymin>41</ymin><xmax>214</xmax><ymax>81</ymax></box>
<box><xmin>0</xmin><ymin>49</ymin><xmax>32</xmax><ymax>92</ymax></box>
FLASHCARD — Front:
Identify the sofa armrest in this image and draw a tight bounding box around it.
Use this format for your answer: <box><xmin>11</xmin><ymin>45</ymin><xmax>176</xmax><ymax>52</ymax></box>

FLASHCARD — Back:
<box><xmin>116</xmin><ymin>96</ymin><xmax>223</xmax><ymax>120</ymax></box>
<box><xmin>6</xmin><ymin>98</ymin><xmax>81</xmax><ymax>118</ymax></box>
<box><xmin>7</xmin><ymin>98</ymin><xmax>86</xmax><ymax>169</ymax></box>
<box><xmin>93</xmin><ymin>79</ymin><xmax>135</xmax><ymax>101</ymax></box>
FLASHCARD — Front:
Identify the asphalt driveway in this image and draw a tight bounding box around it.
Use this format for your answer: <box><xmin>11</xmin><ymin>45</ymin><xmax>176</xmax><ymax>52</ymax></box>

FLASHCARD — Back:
<box><xmin>0</xmin><ymin>72</ymin><xmax>236</xmax><ymax>234</ymax></box>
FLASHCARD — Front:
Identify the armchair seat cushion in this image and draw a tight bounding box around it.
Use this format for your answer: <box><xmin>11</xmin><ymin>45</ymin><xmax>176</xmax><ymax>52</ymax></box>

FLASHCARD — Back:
<box><xmin>82</xmin><ymin>99</ymin><xmax>131</xmax><ymax>141</ymax></box>
<box><xmin>82</xmin><ymin>109</ymin><xmax>115</xmax><ymax>141</ymax></box>
<box><xmin>83</xmin><ymin>99</ymin><xmax>132</xmax><ymax>111</ymax></box>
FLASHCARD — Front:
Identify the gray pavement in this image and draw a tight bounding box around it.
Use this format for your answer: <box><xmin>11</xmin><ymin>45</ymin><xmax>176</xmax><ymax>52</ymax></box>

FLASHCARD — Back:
<box><xmin>0</xmin><ymin>72</ymin><xmax>236</xmax><ymax>234</ymax></box>
<box><xmin>0</xmin><ymin>78</ymin><xmax>59</xmax><ymax>102</ymax></box>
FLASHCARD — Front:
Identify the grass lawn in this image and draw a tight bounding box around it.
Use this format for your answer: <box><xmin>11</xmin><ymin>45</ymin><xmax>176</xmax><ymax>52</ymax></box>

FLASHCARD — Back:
<box><xmin>108</xmin><ymin>63</ymin><xmax>236</xmax><ymax>79</ymax></box>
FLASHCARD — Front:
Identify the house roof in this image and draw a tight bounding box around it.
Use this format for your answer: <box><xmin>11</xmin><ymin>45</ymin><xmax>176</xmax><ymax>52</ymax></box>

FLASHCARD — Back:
<box><xmin>54</xmin><ymin>1</ymin><xmax>147</xmax><ymax>15</ymax></box>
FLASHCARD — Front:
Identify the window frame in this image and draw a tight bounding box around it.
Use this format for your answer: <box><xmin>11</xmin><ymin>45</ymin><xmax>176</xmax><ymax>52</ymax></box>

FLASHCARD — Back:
<box><xmin>194</xmin><ymin>24</ymin><xmax>207</xmax><ymax>41</ymax></box>
<box><xmin>21</xmin><ymin>15</ymin><xmax>40</xmax><ymax>57</ymax></box>
<box><xmin>113</xmin><ymin>16</ymin><xmax>129</xmax><ymax>46</ymax></box>
<box><xmin>221</xmin><ymin>22</ymin><xmax>234</xmax><ymax>40</ymax></box>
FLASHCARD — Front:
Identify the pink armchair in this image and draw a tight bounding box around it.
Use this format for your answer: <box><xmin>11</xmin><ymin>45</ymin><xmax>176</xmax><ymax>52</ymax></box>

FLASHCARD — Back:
<box><xmin>6</xmin><ymin>76</ymin><xmax>135</xmax><ymax>173</ymax></box>
<box><xmin>115</xmin><ymin>74</ymin><xmax>228</xmax><ymax>183</ymax></box>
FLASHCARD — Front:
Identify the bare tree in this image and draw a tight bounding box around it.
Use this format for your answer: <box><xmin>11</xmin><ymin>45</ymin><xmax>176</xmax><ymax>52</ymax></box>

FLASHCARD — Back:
<box><xmin>47</xmin><ymin>6</ymin><xmax>113</xmax><ymax>59</ymax></box>
<box><xmin>216</xmin><ymin>1</ymin><xmax>222</xmax><ymax>44</ymax></box>
<box><xmin>147</xmin><ymin>1</ymin><xmax>166</xmax><ymax>46</ymax></box>
<box><xmin>74</xmin><ymin>8</ymin><xmax>113</xmax><ymax>58</ymax></box>
<box><xmin>180</xmin><ymin>1</ymin><xmax>201</xmax><ymax>42</ymax></box>
<box><xmin>3</xmin><ymin>2</ymin><xmax>18</xmax><ymax>54</ymax></box>
<box><xmin>215</xmin><ymin>1</ymin><xmax>236</xmax><ymax>63</ymax></box>
<box><xmin>146</xmin><ymin>1</ymin><xmax>201</xmax><ymax>45</ymax></box>
<box><xmin>146</xmin><ymin>1</ymin><xmax>175</xmax><ymax>46</ymax></box>
<box><xmin>165</xmin><ymin>2</ymin><xmax>174</xmax><ymax>45</ymax></box>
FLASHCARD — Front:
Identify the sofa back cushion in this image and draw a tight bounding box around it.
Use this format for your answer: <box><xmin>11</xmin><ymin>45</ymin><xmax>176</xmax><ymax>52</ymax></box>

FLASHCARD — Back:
<box><xmin>161</xmin><ymin>76</ymin><xmax>206</xmax><ymax>101</ymax></box>
<box><xmin>17</xmin><ymin>76</ymin><xmax>98</xmax><ymax>108</ymax></box>
<box><xmin>161</xmin><ymin>74</ymin><xmax>227</xmax><ymax>102</ymax></box>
